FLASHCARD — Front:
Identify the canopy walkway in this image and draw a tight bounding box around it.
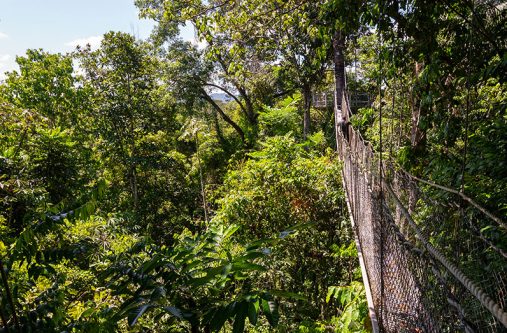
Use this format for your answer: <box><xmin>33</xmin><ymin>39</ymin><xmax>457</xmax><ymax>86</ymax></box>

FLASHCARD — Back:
<box><xmin>336</xmin><ymin>93</ymin><xmax>507</xmax><ymax>332</ymax></box>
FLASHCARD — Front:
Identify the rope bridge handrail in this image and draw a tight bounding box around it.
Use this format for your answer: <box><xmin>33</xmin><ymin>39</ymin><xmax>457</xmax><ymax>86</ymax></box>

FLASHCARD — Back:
<box><xmin>337</xmin><ymin>92</ymin><xmax>507</xmax><ymax>332</ymax></box>
<box><xmin>399</xmin><ymin>171</ymin><xmax>507</xmax><ymax>231</ymax></box>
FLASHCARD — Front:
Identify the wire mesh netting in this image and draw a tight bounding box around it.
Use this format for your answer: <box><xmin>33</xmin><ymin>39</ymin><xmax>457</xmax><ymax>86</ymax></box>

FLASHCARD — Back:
<box><xmin>337</xmin><ymin>96</ymin><xmax>507</xmax><ymax>332</ymax></box>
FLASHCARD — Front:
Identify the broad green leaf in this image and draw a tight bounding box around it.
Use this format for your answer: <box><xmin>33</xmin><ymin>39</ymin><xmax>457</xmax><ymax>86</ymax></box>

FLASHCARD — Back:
<box><xmin>164</xmin><ymin>306</ymin><xmax>183</xmax><ymax>319</ymax></box>
<box><xmin>223</xmin><ymin>225</ymin><xmax>240</xmax><ymax>239</ymax></box>
<box><xmin>128</xmin><ymin>304</ymin><xmax>151</xmax><ymax>326</ymax></box>
<box><xmin>326</xmin><ymin>286</ymin><xmax>337</xmax><ymax>303</ymax></box>
<box><xmin>232</xmin><ymin>302</ymin><xmax>248</xmax><ymax>333</ymax></box>
<box><xmin>210</xmin><ymin>304</ymin><xmax>231</xmax><ymax>331</ymax></box>
<box><xmin>261</xmin><ymin>299</ymin><xmax>279</xmax><ymax>327</ymax></box>
<box><xmin>231</xmin><ymin>262</ymin><xmax>266</xmax><ymax>272</ymax></box>
<box><xmin>247</xmin><ymin>300</ymin><xmax>259</xmax><ymax>325</ymax></box>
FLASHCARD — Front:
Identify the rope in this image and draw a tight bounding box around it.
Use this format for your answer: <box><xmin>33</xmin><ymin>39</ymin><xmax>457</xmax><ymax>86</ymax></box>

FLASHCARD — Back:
<box><xmin>460</xmin><ymin>3</ymin><xmax>472</xmax><ymax>196</ymax></box>
<box><xmin>338</xmin><ymin>23</ymin><xmax>506</xmax><ymax>328</ymax></box>
<box><xmin>389</xmin><ymin>43</ymin><xmax>396</xmax><ymax>159</ymax></box>
<box><xmin>338</xmin><ymin>91</ymin><xmax>507</xmax><ymax>328</ymax></box>
<box><xmin>383</xmin><ymin>181</ymin><xmax>507</xmax><ymax>327</ymax></box>
<box><xmin>400</xmin><ymin>171</ymin><xmax>507</xmax><ymax>230</ymax></box>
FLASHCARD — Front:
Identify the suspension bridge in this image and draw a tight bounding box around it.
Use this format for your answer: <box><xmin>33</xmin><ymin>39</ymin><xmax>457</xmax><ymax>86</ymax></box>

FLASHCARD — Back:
<box><xmin>336</xmin><ymin>91</ymin><xmax>507</xmax><ymax>332</ymax></box>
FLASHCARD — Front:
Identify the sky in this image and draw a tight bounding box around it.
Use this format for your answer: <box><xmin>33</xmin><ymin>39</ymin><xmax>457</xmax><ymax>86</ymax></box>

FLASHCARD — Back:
<box><xmin>0</xmin><ymin>0</ymin><xmax>195</xmax><ymax>80</ymax></box>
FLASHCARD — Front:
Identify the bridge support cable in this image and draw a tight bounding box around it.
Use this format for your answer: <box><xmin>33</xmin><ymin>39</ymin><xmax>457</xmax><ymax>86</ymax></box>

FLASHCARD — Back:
<box><xmin>399</xmin><ymin>171</ymin><xmax>506</xmax><ymax>231</ymax></box>
<box><xmin>336</xmin><ymin>90</ymin><xmax>507</xmax><ymax>332</ymax></box>
<box><xmin>383</xmin><ymin>179</ymin><xmax>507</xmax><ymax>328</ymax></box>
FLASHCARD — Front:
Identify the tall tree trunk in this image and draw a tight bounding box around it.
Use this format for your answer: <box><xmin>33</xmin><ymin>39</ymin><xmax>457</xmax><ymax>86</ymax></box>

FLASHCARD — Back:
<box><xmin>302</xmin><ymin>84</ymin><xmax>312</xmax><ymax>139</ymax></box>
<box><xmin>130</xmin><ymin>127</ymin><xmax>138</xmax><ymax>212</ymax></box>
<box><xmin>410</xmin><ymin>62</ymin><xmax>425</xmax><ymax>150</ymax></box>
<box><xmin>410</xmin><ymin>104</ymin><xmax>423</xmax><ymax>148</ymax></box>
<box><xmin>0</xmin><ymin>259</ymin><xmax>20</xmax><ymax>332</ymax></box>
<box><xmin>211</xmin><ymin>108</ymin><xmax>227</xmax><ymax>146</ymax></box>
<box><xmin>333</xmin><ymin>30</ymin><xmax>346</xmax><ymax>149</ymax></box>
<box><xmin>126</xmin><ymin>73</ymin><xmax>138</xmax><ymax>212</ymax></box>
<box><xmin>237</xmin><ymin>85</ymin><xmax>257</xmax><ymax>125</ymax></box>
<box><xmin>130</xmin><ymin>165</ymin><xmax>138</xmax><ymax>211</ymax></box>
<box><xmin>201</xmin><ymin>90</ymin><xmax>246</xmax><ymax>144</ymax></box>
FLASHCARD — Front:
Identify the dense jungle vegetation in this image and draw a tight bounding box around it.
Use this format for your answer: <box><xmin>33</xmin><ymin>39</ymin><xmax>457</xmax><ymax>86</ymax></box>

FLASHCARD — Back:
<box><xmin>0</xmin><ymin>0</ymin><xmax>505</xmax><ymax>332</ymax></box>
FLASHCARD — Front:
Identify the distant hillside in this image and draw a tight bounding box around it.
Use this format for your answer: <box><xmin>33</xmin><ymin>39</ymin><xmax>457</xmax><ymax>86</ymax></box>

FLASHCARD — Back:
<box><xmin>210</xmin><ymin>92</ymin><xmax>235</xmax><ymax>103</ymax></box>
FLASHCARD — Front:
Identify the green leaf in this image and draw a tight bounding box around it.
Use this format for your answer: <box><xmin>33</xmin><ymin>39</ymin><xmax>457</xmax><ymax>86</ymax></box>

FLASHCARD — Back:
<box><xmin>232</xmin><ymin>302</ymin><xmax>248</xmax><ymax>333</ymax></box>
<box><xmin>340</xmin><ymin>288</ymin><xmax>352</xmax><ymax>305</ymax></box>
<box><xmin>238</xmin><ymin>251</ymin><xmax>265</xmax><ymax>261</ymax></box>
<box><xmin>80</xmin><ymin>308</ymin><xmax>95</xmax><ymax>318</ymax></box>
<box><xmin>326</xmin><ymin>286</ymin><xmax>336</xmax><ymax>303</ymax></box>
<box><xmin>222</xmin><ymin>263</ymin><xmax>233</xmax><ymax>276</ymax></box>
<box><xmin>128</xmin><ymin>304</ymin><xmax>151</xmax><ymax>326</ymax></box>
<box><xmin>141</xmin><ymin>254</ymin><xmax>163</xmax><ymax>273</ymax></box>
<box><xmin>164</xmin><ymin>306</ymin><xmax>183</xmax><ymax>319</ymax></box>
<box><xmin>261</xmin><ymin>299</ymin><xmax>279</xmax><ymax>327</ymax></box>
<box><xmin>247</xmin><ymin>300</ymin><xmax>259</xmax><ymax>325</ymax></box>
<box><xmin>223</xmin><ymin>225</ymin><xmax>240</xmax><ymax>240</ymax></box>
<box><xmin>210</xmin><ymin>305</ymin><xmax>231</xmax><ymax>331</ymax></box>
<box><xmin>231</xmin><ymin>262</ymin><xmax>266</xmax><ymax>272</ymax></box>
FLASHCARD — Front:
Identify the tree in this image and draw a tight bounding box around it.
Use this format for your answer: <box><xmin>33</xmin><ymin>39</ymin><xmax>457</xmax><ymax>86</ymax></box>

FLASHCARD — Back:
<box><xmin>213</xmin><ymin>133</ymin><xmax>360</xmax><ymax>326</ymax></box>
<box><xmin>142</xmin><ymin>0</ymin><xmax>372</xmax><ymax>143</ymax></box>
<box><xmin>78</xmin><ymin>32</ymin><xmax>160</xmax><ymax>214</ymax></box>
<box><xmin>162</xmin><ymin>40</ymin><xmax>247</xmax><ymax>144</ymax></box>
<box><xmin>136</xmin><ymin>0</ymin><xmax>289</xmax><ymax>145</ymax></box>
<box><xmin>204</xmin><ymin>0</ymin><xmax>333</xmax><ymax>138</ymax></box>
<box><xmin>1</xmin><ymin>49</ymin><xmax>87</xmax><ymax>129</ymax></box>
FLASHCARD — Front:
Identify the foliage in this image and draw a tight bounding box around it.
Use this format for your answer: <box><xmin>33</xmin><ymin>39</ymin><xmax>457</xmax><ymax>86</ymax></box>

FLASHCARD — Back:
<box><xmin>258</xmin><ymin>96</ymin><xmax>302</xmax><ymax>138</ymax></box>
<box><xmin>0</xmin><ymin>50</ymin><xmax>366</xmax><ymax>331</ymax></box>
<box><xmin>0</xmin><ymin>101</ymin><xmax>94</xmax><ymax>234</ymax></box>
<box><xmin>213</xmin><ymin>134</ymin><xmax>361</xmax><ymax>329</ymax></box>
<box><xmin>101</xmin><ymin>224</ymin><xmax>280</xmax><ymax>332</ymax></box>
<box><xmin>75</xmin><ymin>32</ymin><xmax>199</xmax><ymax>239</ymax></box>
<box><xmin>4</xmin><ymin>0</ymin><xmax>504</xmax><ymax>332</ymax></box>
<box><xmin>326</xmin><ymin>282</ymin><xmax>369</xmax><ymax>333</ymax></box>
<box><xmin>0</xmin><ymin>49</ymin><xmax>87</xmax><ymax>129</ymax></box>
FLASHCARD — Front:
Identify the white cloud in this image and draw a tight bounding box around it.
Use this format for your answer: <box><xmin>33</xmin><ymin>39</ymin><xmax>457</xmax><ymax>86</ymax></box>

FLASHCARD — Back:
<box><xmin>0</xmin><ymin>54</ymin><xmax>11</xmax><ymax>71</ymax></box>
<box><xmin>0</xmin><ymin>54</ymin><xmax>10</xmax><ymax>63</ymax></box>
<box><xmin>0</xmin><ymin>32</ymin><xmax>8</xmax><ymax>39</ymax></box>
<box><xmin>65</xmin><ymin>35</ymin><xmax>103</xmax><ymax>50</ymax></box>
<box><xmin>0</xmin><ymin>54</ymin><xmax>12</xmax><ymax>81</ymax></box>
<box><xmin>191</xmin><ymin>36</ymin><xmax>207</xmax><ymax>50</ymax></box>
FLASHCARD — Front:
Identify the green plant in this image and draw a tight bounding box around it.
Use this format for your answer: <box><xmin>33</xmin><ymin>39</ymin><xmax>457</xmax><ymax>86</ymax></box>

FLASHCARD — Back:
<box><xmin>326</xmin><ymin>282</ymin><xmax>369</xmax><ymax>333</ymax></box>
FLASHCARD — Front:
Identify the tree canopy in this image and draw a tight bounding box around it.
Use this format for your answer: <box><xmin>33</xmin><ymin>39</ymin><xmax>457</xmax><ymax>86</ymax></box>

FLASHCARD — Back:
<box><xmin>0</xmin><ymin>0</ymin><xmax>505</xmax><ymax>332</ymax></box>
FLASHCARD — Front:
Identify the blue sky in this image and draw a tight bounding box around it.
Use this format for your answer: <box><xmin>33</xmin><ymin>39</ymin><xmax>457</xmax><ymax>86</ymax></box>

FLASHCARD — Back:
<box><xmin>0</xmin><ymin>0</ymin><xmax>194</xmax><ymax>80</ymax></box>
